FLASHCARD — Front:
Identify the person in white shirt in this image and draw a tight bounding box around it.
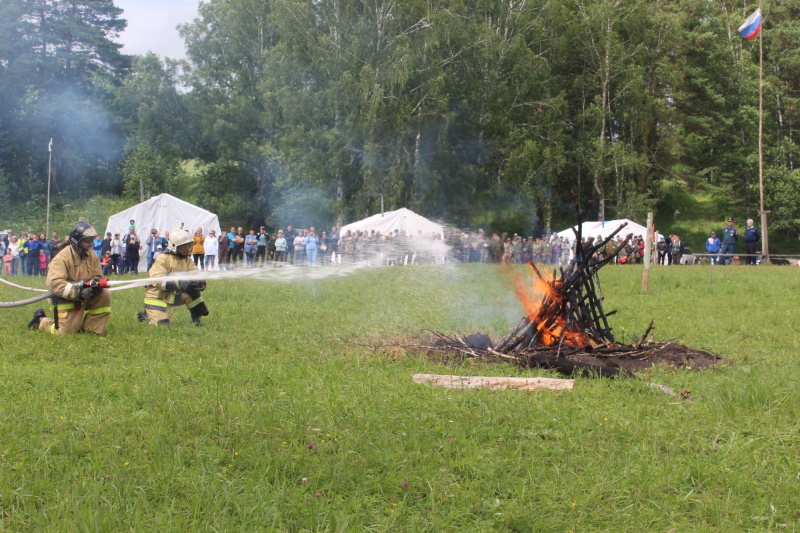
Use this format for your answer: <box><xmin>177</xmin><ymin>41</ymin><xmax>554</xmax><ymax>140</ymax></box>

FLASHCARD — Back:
<box><xmin>204</xmin><ymin>230</ymin><xmax>220</xmax><ymax>271</ymax></box>
<box><xmin>293</xmin><ymin>231</ymin><xmax>306</xmax><ymax>265</ymax></box>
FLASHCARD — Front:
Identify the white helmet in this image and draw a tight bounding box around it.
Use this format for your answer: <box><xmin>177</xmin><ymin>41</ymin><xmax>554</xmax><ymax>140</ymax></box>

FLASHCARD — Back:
<box><xmin>167</xmin><ymin>228</ymin><xmax>193</xmax><ymax>255</ymax></box>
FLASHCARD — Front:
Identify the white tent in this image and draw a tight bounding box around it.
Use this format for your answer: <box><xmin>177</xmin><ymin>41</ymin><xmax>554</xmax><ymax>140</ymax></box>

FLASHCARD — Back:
<box><xmin>340</xmin><ymin>208</ymin><xmax>444</xmax><ymax>238</ymax></box>
<box><xmin>556</xmin><ymin>219</ymin><xmax>661</xmax><ymax>242</ymax></box>
<box><xmin>105</xmin><ymin>193</ymin><xmax>221</xmax><ymax>272</ymax></box>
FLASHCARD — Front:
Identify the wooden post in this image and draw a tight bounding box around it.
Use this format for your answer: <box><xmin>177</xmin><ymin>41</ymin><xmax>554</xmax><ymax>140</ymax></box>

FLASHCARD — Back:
<box><xmin>412</xmin><ymin>374</ymin><xmax>575</xmax><ymax>392</ymax></box>
<box><xmin>642</xmin><ymin>212</ymin><xmax>653</xmax><ymax>292</ymax></box>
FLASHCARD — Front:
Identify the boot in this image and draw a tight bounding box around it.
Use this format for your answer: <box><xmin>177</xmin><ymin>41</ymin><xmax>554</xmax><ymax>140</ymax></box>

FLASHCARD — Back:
<box><xmin>28</xmin><ymin>308</ymin><xmax>46</xmax><ymax>330</ymax></box>
<box><xmin>137</xmin><ymin>310</ymin><xmax>148</xmax><ymax>323</ymax></box>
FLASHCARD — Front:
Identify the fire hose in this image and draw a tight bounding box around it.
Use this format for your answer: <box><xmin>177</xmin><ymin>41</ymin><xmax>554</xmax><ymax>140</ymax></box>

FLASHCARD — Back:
<box><xmin>0</xmin><ymin>274</ymin><xmax>206</xmax><ymax>308</ymax></box>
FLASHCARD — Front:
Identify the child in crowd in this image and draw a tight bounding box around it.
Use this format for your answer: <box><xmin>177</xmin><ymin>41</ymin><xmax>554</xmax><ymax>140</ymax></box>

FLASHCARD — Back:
<box><xmin>39</xmin><ymin>247</ymin><xmax>48</xmax><ymax>274</ymax></box>
<box><xmin>153</xmin><ymin>244</ymin><xmax>163</xmax><ymax>261</ymax></box>
<box><xmin>3</xmin><ymin>246</ymin><xmax>11</xmax><ymax>276</ymax></box>
<box><xmin>101</xmin><ymin>251</ymin><xmax>114</xmax><ymax>275</ymax></box>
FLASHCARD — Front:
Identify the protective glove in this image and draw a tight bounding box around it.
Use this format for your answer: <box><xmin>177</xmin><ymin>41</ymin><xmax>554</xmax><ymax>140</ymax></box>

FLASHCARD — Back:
<box><xmin>165</xmin><ymin>280</ymin><xmax>191</xmax><ymax>292</ymax></box>
<box><xmin>76</xmin><ymin>280</ymin><xmax>102</xmax><ymax>302</ymax></box>
<box><xmin>165</xmin><ymin>279</ymin><xmax>206</xmax><ymax>292</ymax></box>
<box><xmin>187</xmin><ymin>280</ymin><xmax>206</xmax><ymax>291</ymax></box>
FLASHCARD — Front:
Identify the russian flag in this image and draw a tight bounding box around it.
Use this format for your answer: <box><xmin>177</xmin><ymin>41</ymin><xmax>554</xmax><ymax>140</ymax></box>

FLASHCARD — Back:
<box><xmin>738</xmin><ymin>8</ymin><xmax>762</xmax><ymax>40</ymax></box>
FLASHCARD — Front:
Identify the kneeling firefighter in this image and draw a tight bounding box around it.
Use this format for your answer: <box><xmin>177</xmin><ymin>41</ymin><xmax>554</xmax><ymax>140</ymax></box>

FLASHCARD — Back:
<box><xmin>28</xmin><ymin>221</ymin><xmax>112</xmax><ymax>334</ymax></box>
<box><xmin>139</xmin><ymin>228</ymin><xmax>209</xmax><ymax>326</ymax></box>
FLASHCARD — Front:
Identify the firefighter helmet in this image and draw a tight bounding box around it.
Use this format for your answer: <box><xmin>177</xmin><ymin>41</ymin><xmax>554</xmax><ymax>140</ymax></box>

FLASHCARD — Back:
<box><xmin>167</xmin><ymin>228</ymin><xmax>193</xmax><ymax>255</ymax></box>
<box><xmin>68</xmin><ymin>221</ymin><xmax>98</xmax><ymax>248</ymax></box>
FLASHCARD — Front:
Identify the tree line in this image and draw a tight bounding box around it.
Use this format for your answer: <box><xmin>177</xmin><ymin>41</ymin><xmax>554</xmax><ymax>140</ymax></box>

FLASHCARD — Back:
<box><xmin>1</xmin><ymin>0</ymin><xmax>798</xmax><ymax>236</ymax></box>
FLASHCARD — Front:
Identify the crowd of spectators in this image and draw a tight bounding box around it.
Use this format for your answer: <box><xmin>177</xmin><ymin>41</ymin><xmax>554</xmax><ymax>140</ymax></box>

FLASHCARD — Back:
<box><xmin>0</xmin><ymin>220</ymin><xmax>150</xmax><ymax>278</ymax></box>
<box><xmin>1</xmin><ymin>229</ymin><xmax>60</xmax><ymax>277</ymax></box>
<box><xmin>0</xmin><ymin>222</ymin><xmax>672</xmax><ymax>278</ymax></box>
<box><xmin>0</xmin><ymin>216</ymin><xmax>765</xmax><ymax>278</ymax></box>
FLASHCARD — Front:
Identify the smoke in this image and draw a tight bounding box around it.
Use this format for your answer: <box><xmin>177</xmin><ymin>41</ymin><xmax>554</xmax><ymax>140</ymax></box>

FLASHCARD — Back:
<box><xmin>273</xmin><ymin>183</ymin><xmax>336</xmax><ymax>230</ymax></box>
<box><xmin>21</xmin><ymin>87</ymin><xmax>124</xmax><ymax>193</ymax></box>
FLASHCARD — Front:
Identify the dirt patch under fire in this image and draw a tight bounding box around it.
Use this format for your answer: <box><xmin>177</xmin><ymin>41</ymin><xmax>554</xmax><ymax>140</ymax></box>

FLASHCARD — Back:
<box><xmin>560</xmin><ymin>342</ymin><xmax>725</xmax><ymax>373</ymax></box>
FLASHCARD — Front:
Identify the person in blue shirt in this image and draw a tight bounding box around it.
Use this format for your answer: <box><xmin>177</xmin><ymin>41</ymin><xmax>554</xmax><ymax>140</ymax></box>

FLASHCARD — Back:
<box><xmin>705</xmin><ymin>231</ymin><xmax>721</xmax><ymax>264</ymax></box>
<box><xmin>305</xmin><ymin>227</ymin><xmax>320</xmax><ymax>267</ymax></box>
<box><xmin>146</xmin><ymin>229</ymin><xmax>166</xmax><ymax>271</ymax></box>
<box><xmin>93</xmin><ymin>236</ymin><xmax>103</xmax><ymax>258</ymax></box>
<box><xmin>26</xmin><ymin>234</ymin><xmax>42</xmax><ymax>276</ymax></box>
<box><xmin>225</xmin><ymin>227</ymin><xmax>236</xmax><ymax>268</ymax></box>
<box><xmin>274</xmin><ymin>230</ymin><xmax>287</xmax><ymax>266</ymax></box>
<box><xmin>744</xmin><ymin>218</ymin><xmax>761</xmax><ymax>265</ymax></box>
<box><xmin>39</xmin><ymin>233</ymin><xmax>51</xmax><ymax>273</ymax></box>
<box><xmin>244</xmin><ymin>229</ymin><xmax>258</xmax><ymax>267</ymax></box>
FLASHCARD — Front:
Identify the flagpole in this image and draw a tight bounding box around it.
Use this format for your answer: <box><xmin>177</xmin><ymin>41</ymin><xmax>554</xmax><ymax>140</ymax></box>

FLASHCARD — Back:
<box><xmin>46</xmin><ymin>138</ymin><xmax>53</xmax><ymax>239</ymax></box>
<box><xmin>758</xmin><ymin>2</ymin><xmax>769</xmax><ymax>264</ymax></box>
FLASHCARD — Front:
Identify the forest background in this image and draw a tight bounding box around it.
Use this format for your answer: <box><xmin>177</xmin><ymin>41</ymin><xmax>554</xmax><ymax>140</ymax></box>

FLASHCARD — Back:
<box><xmin>1</xmin><ymin>0</ymin><xmax>799</xmax><ymax>248</ymax></box>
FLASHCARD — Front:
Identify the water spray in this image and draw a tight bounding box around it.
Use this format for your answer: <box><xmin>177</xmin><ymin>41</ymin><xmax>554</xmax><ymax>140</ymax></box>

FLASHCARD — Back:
<box><xmin>0</xmin><ymin>261</ymin><xmax>380</xmax><ymax>308</ymax></box>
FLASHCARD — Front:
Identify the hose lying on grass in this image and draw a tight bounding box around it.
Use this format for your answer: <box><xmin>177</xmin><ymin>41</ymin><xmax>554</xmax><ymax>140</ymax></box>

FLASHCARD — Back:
<box><xmin>0</xmin><ymin>273</ymin><xmax>204</xmax><ymax>308</ymax></box>
<box><xmin>0</xmin><ymin>290</ymin><xmax>55</xmax><ymax>308</ymax></box>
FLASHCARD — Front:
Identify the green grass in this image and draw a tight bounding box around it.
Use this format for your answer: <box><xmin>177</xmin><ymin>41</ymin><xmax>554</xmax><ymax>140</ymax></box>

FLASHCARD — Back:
<box><xmin>1</xmin><ymin>263</ymin><xmax>800</xmax><ymax>531</ymax></box>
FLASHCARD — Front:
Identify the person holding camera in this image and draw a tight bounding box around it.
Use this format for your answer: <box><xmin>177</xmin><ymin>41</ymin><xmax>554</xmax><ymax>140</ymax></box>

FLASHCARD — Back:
<box><xmin>146</xmin><ymin>229</ymin><xmax>166</xmax><ymax>271</ymax></box>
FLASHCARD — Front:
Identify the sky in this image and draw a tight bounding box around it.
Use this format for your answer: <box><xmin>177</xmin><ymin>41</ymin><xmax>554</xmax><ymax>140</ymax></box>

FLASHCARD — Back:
<box><xmin>114</xmin><ymin>0</ymin><xmax>201</xmax><ymax>60</ymax></box>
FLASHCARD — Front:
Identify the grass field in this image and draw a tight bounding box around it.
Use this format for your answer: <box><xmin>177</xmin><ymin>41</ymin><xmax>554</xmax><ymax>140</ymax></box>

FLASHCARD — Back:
<box><xmin>1</xmin><ymin>263</ymin><xmax>799</xmax><ymax>532</ymax></box>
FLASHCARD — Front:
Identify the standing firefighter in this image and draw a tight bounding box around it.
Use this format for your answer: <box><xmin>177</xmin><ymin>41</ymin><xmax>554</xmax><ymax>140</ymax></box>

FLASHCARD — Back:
<box><xmin>138</xmin><ymin>229</ymin><xmax>209</xmax><ymax>326</ymax></box>
<box><xmin>27</xmin><ymin>222</ymin><xmax>112</xmax><ymax>334</ymax></box>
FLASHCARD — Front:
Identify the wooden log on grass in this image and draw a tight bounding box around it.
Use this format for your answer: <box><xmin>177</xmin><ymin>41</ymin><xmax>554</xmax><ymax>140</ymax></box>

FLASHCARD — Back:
<box><xmin>412</xmin><ymin>374</ymin><xmax>575</xmax><ymax>392</ymax></box>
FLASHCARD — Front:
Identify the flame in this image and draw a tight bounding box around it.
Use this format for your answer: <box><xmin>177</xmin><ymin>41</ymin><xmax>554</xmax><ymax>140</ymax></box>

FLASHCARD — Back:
<box><xmin>505</xmin><ymin>264</ymin><xmax>592</xmax><ymax>349</ymax></box>
<box><xmin>508</xmin><ymin>265</ymin><xmax>553</xmax><ymax>320</ymax></box>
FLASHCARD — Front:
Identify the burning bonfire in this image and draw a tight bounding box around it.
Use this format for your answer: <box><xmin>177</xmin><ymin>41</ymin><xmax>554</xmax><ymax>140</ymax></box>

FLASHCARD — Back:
<box><xmin>428</xmin><ymin>222</ymin><xmax>721</xmax><ymax>378</ymax></box>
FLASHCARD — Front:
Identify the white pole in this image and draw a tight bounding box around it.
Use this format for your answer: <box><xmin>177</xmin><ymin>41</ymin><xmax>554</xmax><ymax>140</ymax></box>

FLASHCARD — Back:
<box><xmin>642</xmin><ymin>212</ymin><xmax>653</xmax><ymax>292</ymax></box>
<box><xmin>46</xmin><ymin>138</ymin><xmax>53</xmax><ymax>238</ymax></box>
<box><xmin>758</xmin><ymin>5</ymin><xmax>769</xmax><ymax>263</ymax></box>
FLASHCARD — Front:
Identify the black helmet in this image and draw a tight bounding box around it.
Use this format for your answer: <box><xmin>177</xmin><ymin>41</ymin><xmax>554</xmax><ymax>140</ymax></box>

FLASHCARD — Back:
<box><xmin>68</xmin><ymin>221</ymin><xmax>98</xmax><ymax>248</ymax></box>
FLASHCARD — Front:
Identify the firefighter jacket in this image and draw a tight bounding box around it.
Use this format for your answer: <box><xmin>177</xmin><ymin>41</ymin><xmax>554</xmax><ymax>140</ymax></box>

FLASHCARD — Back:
<box><xmin>144</xmin><ymin>252</ymin><xmax>198</xmax><ymax>308</ymax></box>
<box><xmin>47</xmin><ymin>245</ymin><xmax>102</xmax><ymax>301</ymax></box>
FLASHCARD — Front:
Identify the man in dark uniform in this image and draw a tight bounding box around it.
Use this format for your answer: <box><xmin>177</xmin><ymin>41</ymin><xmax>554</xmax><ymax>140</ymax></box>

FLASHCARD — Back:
<box><xmin>284</xmin><ymin>225</ymin><xmax>296</xmax><ymax>264</ymax></box>
<box><xmin>744</xmin><ymin>218</ymin><xmax>761</xmax><ymax>265</ymax></box>
<box><xmin>101</xmin><ymin>232</ymin><xmax>112</xmax><ymax>258</ymax></box>
<box><xmin>328</xmin><ymin>226</ymin><xmax>340</xmax><ymax>264</ymax></box>
<box><xmin>720</xmin><ymin>218</ymin><xmax>738</xmax><ymax>265</ymax></box>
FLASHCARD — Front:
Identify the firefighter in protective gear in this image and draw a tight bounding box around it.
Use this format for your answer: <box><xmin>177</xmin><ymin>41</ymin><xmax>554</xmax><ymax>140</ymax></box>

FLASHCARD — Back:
<box><xmin>28</xmin><ymin>221</ymin><xmax>112</xmax><ymax>334</ymax></box>
<box><xmin>139</xmin><ymin>228</ymin><xmax>209</xmax><ymax>326</ymax></box>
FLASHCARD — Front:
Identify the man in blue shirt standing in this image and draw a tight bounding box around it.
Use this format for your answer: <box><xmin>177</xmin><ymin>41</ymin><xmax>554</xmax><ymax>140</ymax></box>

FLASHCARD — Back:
<box><xmin>720</xmin><ymin>218</ymin><xmax>738</xmax><ymax>265</ymax></box>
<box><xmin>744</xmin><ymin>218</ymin><xmax>761</xmax><ymax>265</ymax></box>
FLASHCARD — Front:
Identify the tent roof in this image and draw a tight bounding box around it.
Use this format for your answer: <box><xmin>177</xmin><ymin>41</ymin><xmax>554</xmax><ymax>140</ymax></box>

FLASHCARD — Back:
<box><xmin>105</xmin><ymin>193</ymin><xmax>220</xmax><ymax>237</ymax></box>
<box><xmin>556</xmin><ymin>219</ymin><xmax>660</xmax><ymax>241</ymax></box>
<box><xmin>340</xmin><ymin>208</ymin><xmax>444</xmax><ymax>237</ymax></box>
